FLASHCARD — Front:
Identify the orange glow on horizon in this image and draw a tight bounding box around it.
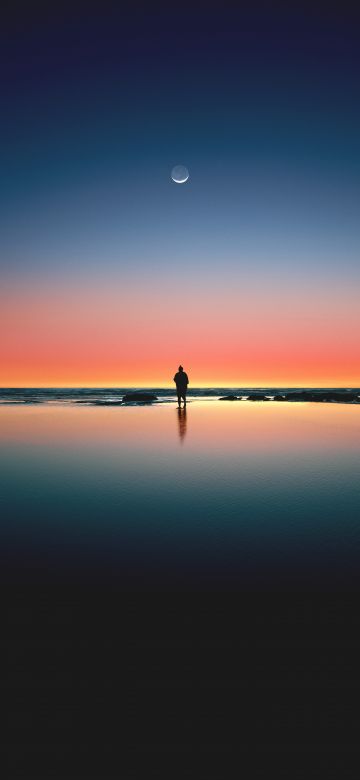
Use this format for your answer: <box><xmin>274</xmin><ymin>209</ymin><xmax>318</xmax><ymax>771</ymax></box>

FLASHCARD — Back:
<box><xmin>1</xmin><ymin>276</ymin><xmax>359</xmax><ymax>388</ymax></box>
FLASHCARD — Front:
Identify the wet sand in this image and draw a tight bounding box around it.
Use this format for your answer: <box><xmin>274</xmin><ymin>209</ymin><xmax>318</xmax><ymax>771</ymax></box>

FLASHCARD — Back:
<box><xmin>3</xmin><ymin>400</ymin><xmax>360</xmax><ymax>775</ymax></box>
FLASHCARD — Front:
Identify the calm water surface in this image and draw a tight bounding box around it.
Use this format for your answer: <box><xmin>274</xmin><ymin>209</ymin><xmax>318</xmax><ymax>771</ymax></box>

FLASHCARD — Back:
<box><xmin>1</xmin><ymin>401</ymin><xmax>360</xmax><ymax>588</ymax></box>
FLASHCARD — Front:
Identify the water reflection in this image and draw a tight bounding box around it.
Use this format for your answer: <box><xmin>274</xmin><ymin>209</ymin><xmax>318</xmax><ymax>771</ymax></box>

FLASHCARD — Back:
<box><xmin>1</xmin><ymin>402</ymin><xmax>360</xmax><ymax>587</ymax></box>
<box><xmin>177</xmin><ymin>407</ymin><xmax>187</xmax><ymax>442</ymax></box>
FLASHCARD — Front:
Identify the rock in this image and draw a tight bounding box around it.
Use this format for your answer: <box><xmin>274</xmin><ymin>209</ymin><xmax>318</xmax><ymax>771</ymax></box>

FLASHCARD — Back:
<box><xmin>91</xmin><ymin>400</ymin><xmax>123</xmax><ymax>405</ymax></box>
<box><xmin>320</xmin><ymin>392</ymin><xmax>358</xmax><ymax>403</ymax></box>
<box><xmin>275</xmin><ymin>392</ymin><xmax>319</xmax><ymax>402</ymax></box>
<box><xmin>290</xmin><ymin>392</ymin><xmax>315</xmax><ymax>401</ymax></box>
<box><xmin>247</xmin><ymin>394</ymin><xmax>268</xmax><ymax>401</ymax></box>
<box><xmin>122</xmin><ymin>393</ymin><xmax>157</xmax><ymax>404</ymax></box>
<box><xmin>219</xmin><ymin>395</ymin><xmax>238</xmax><ymax>401</ymax></box>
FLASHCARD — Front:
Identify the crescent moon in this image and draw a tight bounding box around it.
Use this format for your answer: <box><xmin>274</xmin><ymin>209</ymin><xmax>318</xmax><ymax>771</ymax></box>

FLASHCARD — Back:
<box><xmin>171</xmin><ymin>165</ymin><xmax>189</xmax><ymax>184</ymax></box>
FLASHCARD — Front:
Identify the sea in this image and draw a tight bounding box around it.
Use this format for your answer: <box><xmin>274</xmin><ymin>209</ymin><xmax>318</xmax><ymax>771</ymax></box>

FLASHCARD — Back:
<box><xmin>1</xmin><ymin>388</ymin><xmax>359</xmax><ymax>588</ymax></box>
<box><xmin>3</xmin><ymin>389</ymin><xmax>360</xmax><ymax>771</ymax></box>
<box><xmin>1</xmin><ymin>386</ymin><xmax>359</xmax><ymax>403</ymax></box>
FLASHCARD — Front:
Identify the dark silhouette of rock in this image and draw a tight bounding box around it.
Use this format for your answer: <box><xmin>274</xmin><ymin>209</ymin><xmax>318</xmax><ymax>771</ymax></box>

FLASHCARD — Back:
<box><xmin>273</xmin><ymin>391</ymin><xmax>359</xmax><ymax>404</ymax></box>
<box><xmin>287</xmin><ymin>392</ymin><xmax>316</xmax><ymax>402</ymax></box>
<box><xmin>320</xmin><ymin>392</ymin><xmax>359</xmax><ymax>403</ymax></box>
<box><xmin>247</xmin><ymin>394</ymin><xmax>268</xmax><ymax>401</ymax></box>
<box><xmin>91</xmin><ymin>400</ymin><xmax>123</xmax><ymax>405</ymax></box>
<box><xmin>122</xmin><ymin>393</ymin><xmax>157</xmax><ymax>404</ymax></box>
<box><xmin>219</xmin><ymin>395</ymin><xmax>238</xmax><ymax>401</ymax></box>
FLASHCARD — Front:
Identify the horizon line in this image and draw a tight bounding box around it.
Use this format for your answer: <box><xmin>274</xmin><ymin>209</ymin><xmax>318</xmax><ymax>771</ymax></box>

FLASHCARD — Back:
<box><xmin>1</xmin><ymin>384</ymin><xmax>359</xmax><ymax>390</ymax></box>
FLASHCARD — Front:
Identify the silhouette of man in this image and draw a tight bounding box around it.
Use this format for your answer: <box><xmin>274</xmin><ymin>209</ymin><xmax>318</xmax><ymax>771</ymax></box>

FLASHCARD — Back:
<box><xmin>173</xmin><ymin>365</ymin><xmax>189</xmax><ymax>407</ymax></box>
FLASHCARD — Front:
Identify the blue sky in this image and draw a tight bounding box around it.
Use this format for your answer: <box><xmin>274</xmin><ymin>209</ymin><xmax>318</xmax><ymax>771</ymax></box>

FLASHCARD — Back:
<box><xmin>1</xmin><ymin>3</ymin><xmax>359</xmax><ymax>280</ymax></box>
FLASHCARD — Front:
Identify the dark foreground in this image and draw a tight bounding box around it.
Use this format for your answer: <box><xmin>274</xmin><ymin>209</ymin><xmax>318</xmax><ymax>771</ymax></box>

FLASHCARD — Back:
<box><xmin>6</xmin><ymin>579</ymin><xmax>360</xmax><ymax>777</ymax></box>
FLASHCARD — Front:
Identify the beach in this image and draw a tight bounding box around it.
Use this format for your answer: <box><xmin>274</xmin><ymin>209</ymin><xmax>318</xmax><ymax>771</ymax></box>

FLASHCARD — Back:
<box><xmin>2</xmin><ymin>395</ymin><xmax>360</xmax><ymax>588</ymax></box>
<box><xmin>3</xmin><ymin>396</ymin><xmax>360</xmax><ymax>773</ymax></box>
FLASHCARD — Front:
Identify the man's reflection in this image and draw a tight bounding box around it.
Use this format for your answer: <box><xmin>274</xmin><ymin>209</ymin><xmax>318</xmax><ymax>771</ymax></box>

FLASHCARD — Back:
<box><xmin>177</xmin><ymin>406</ymin><xmax>187</xmax><ymax>442</ymax></box>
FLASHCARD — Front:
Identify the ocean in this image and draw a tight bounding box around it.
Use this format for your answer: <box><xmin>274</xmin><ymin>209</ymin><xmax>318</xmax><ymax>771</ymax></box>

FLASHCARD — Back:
<box><xmin>1</xmin><ymin>386</ymin><xmax>359</xmax><ymax>404</ymax></box>
<box><xmin>3</xmin><ymin>393</ymin><xmax>360</xmax><ymax>772</ymax></box>
<box><xmin>1</xmin><ymin>395</ymin><xmax>360</xmax><ymax>588</ymax></box>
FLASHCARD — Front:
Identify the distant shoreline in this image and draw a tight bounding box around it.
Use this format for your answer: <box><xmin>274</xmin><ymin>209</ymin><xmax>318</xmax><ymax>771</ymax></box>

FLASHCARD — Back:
<box><xmin>0</xmin><ymin>388</ymin><xmax>359</xmax><ymax>405</ymax></box>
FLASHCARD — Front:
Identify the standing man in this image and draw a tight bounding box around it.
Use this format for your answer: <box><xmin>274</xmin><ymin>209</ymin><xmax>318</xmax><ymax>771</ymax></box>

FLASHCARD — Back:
<box><xmin>173</xmin><ymin>365</ymin><xmax>189</xmax><ymax>407</ymax></box>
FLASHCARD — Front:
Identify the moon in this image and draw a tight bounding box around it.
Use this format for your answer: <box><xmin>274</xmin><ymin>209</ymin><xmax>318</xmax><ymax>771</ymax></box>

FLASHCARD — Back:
<box><xmin>171</xmin><ymin>165</ymin><xmax>189</xmax><ymax>184</ymax></box>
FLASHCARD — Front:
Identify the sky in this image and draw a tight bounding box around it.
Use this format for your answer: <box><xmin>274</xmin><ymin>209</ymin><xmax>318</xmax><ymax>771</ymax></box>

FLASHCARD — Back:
<box><xmin>1</xmin><ymin>2</ymin><xmax>359</xmax><ymax>387</ymax></box>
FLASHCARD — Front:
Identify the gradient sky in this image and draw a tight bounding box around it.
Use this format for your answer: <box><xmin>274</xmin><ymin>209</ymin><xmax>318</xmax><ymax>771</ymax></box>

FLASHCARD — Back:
<box><xmin>1</xmin><ymin>3</ymin><xmax>359</xmax><ymax>386</ymax></box>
